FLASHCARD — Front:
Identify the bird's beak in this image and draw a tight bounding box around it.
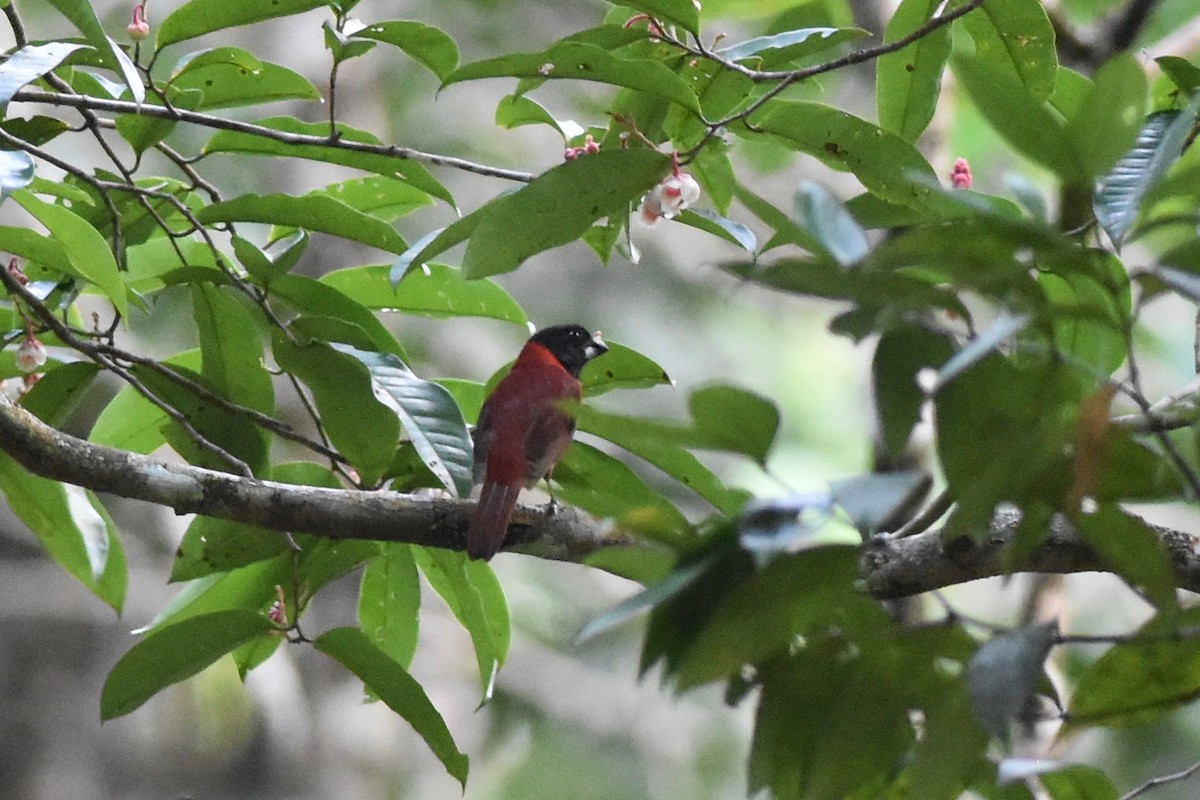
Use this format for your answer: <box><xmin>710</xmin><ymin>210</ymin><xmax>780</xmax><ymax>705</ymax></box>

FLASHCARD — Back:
<box><xmin>586</xmin><ymin>331</ymin><xmax>608</xmax><ymax>360</ymax></box>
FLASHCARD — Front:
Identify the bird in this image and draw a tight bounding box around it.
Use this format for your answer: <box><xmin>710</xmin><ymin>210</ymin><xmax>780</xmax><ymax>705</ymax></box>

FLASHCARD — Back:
<box><xmin>467</xmin><ymin>324</ymin><xmax>608</xmax><ymax>560</ymax></box>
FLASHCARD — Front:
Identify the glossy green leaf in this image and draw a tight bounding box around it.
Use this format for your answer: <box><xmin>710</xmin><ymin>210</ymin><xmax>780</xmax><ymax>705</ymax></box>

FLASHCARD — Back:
<box><xmin>157</xmin><ymin>0</ymin><xmax>328</xmax><ymax>49</ymax></box>
<box><xmin>0</xmin><ymin>149</ymin><xmax>34</xmax><ymax>204</ymax></box>
<box><xmin>192</xmin><ymin>283</ymin><xmax>274</xmax><ymax>414</ymax></box>
<box><xmin>0</xmin><ymin>42</ymin><xmax>88</xmax><ymax>115</ymax></box>
<box><xmin>959</xmin><ymin>0</ymin><xmax>1057</xmax><ymax>101</ymax></box>
<box><xmin>351</xmin><ymin>20</ymin><xmax>460</xmax><ymax>80</ymax></box>
<box><xmin>877</xmin><ymin>0</ymin><xmax>951</xmax><ymax>141</ymax></box>
<box><xmin>170</xmin><ymin>60</ymin><xmax>320</xmax><ymax>110</ymax></box>
<box><xmin>322</xmin><ymin>263</ymin><xmax>528</xmax><ymax>323</ymax></box>
<box><xmin>45</xmin><ymin>2</ymin><xmax>144</xmax><ymax>102</ymax></box>
<box><xmin>270</xmin><ymin>274</ymin><xmax>408</xmax><ymax>359</ymax></box>
<box><xmin>359</xmin><ymin>544</ymin><xmax>421</xmax><ymax>669</ymax></box>
<box><xmin>13</xmin><ymin>190</ymin><xmax>127</xmax><ymax>318</ymax></box>
<box><xmin>204</xmin><ymin>117</ymin><xmax>451</xmax><ymax>204</ymax></box>
<box><xmin>101</xmin><ymin>610</ymin><xmax>275</xmax><ymax>720</ymax></box>
<box><xmin>748</xmin><ymin>102</ymin><xmax>945</xmax><ymax>213</ymax></box>
<box><xmin>412</xmin><ymin>547</ymin><xmax>510</xmax><ymax>704</ymax></box>
<box><xmin>1074</xmin><ymin>506</ymin><xmax>1177</xmax><ymax>612</ymax></box>
<box><xmin>446</xmin><ymin>42</ymin><xmax>701</xmax><ymax>114</ymax></box>
<box><xmin>197</xmin><ymin>193</ymin><xmax>409</xmax><ymax>255</ymax></box>
<box><xmin>335</xmin><ymin>346</ymin><xmax>474</xmax><ymax>498</ymax></box>
<box><xmin>462</xmin><ymin>148</ymin><xmax>671</xmax><ymax>278</ymax></box>
<box><xmin>272</xmin><ymin>336</ymin><xmax>400</xmax><ymax>485</ymax></box>
<box><xmin>1095</xmin><ymin>101</ymin><xmax>1200</xmax><ymax>248</ymax></box>
<box><xmin>717</xmin><ymin>27</ymin><xmax>866</xmax><ymax>68</ymax></box>
<box><xmin>315</xmin><ymin>627</ymin><xmax>469</xmax><ymax>787</ymax></box>
<box><xmin>0</xmin><ymin>452</ymin><xmax>125</xmax><ymax>610</ymax></box>
<box><xmin>794</xmin><ymin>182</ymin><xmax>869</xmax><ymax>266</ymax></box>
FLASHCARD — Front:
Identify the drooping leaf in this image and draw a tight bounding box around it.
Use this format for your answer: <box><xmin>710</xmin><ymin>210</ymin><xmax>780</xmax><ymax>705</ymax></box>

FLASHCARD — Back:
<box><xmin>44</xmin><ymin>3</ymin><xmax>144</xmax><ymax>102</ymax></box>
<box><xmin>676</xmin><ymin>208</ymin><xmax>756</xmax><ymax>251</ymax></box>
<box><xmin>793</xmin><ymin>182</ymin><xmax>869</xmax><ymax>266</ymax></box>
<box><xmin>958</xmin><ymin>0</ymin><xmax>1057</xmax><ymax>101</ymax></box>
<box><xmin>157</xmin><ymin>0</ymin><xmax>329</xmax><ymax>49</ymax></box>
<box><xmin>358</xmin><ymin>543</ymin><xmax>421</xmax><ymax>669</ymax></box>
<box><xmin>335</xmin><ymin>345</ymin><xmax>474</xmax><ymax>498</ymax></box>
<box><xmin>197</xmin><ymin>193</ymin><xmax>409</xmax><ymax>255</ymax></box>
<box><xmin>1095</xmin><ymin>99</ymin><xmax>1200</xmax><ymax>248</ymax></box>
<box><xmin>20</xmin><ymin>361</ymin><xmax>100</xmax><ymax>428</ymax></box>
<box><xmin>0</xmin><ymin>42</ymin><xmax>89</xmax><ymax>115</ymax></box>
<box><xmin>876</xmin><ymin>0</ymin><xmax>952</xmax><ymax>141</ymax></box>
<box><xmin>351</xmin><ymin>20</ymin><xmax>460</xmax><ymax>80</ymax></box>
<box><xmin>315</xmin><ymin>627</ymin><xmax>469</xmax><ymax>787</ymax></box>
<box><xmin>101</xmin><ymin>610</ymin><xmax>275</xmax><ymax>720</ymax></box>
<box><xmin>191</xmin><ymin>283</ymin><xmax>274</xmax><ymax>414</ymax></box>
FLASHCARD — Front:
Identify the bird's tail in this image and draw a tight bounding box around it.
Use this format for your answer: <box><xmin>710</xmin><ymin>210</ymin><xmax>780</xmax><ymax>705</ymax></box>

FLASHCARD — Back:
<box><xmin>468</xmin><ymin>481</ymin><xmax>520</xmax><ymax>560</ymax></box>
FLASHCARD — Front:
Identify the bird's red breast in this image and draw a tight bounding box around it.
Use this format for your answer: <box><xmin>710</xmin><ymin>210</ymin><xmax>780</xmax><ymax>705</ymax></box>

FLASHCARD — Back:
<box><xmin>467</xmin><ymin>325</ymin><xmax>606</xmax><ymax>560</ymax></box>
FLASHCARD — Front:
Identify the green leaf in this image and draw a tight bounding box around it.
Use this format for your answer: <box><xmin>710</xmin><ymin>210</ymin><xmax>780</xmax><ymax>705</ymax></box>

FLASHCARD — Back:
<box><xmin>2</xmin><ymin>115</ymin><xmax>72</xmax><ymax>147</ymax></box>
<box><xmin>717</xmin><ymin>27</ymin><xmax>867</xmax><ymax>68</ymax></box>
<box><xmin>335</xmin><ymin>346</ymin><xmax>474</xmax><ymax>498</ymax></box>
<box><xmin>1064</xmin><ymin>54</ymin><xmax>1147</xmax><ymax>179</ymax></box>
<box><xmin>1037</xmin><ymin>765</ymin><xmax>1119</xmax><ymax>800</ymax></box>
<box><xmin>0</xmin><ymin>149</ymin><xmax>34</xmax><ymax>204</ymax></box>
<box><xmin>171</xmin><ymin>516</ymin><xmax>291</xmax><ymax>581</ymax></box>
<box><xmin>496</xmin><ymin>94</ymin><xmax>568</xmax><ymax>134</ymax></box>
<box><xmin>21</xmin><ymin>361</ymin><xmax>100</xmax><ymax>427</ymax></box>
<box><xmin>351</xmin><ymin>20</ymin><xmax>460</xmax><ymax>81</ymax></box>
<box><xmin>101</xmin><ymin>610</ymin><xmax>275</xmax><ymax>720</ymax></box>
<box><xmin>310</xmin><ymin>176</ymin><xmax>433</xmax><ymax>222</ymax></box>
<box><xmin>0</xmin><ymin>452</ymin><xmax>125</xmax><ymax>610</ymax></box>
<box><xmin>45</xmin><ymin>2</ymin><xmax>144</xmax><ymax>102</ymax></box>
<box><xmin>579</xmin><ymin>341</ymin><xmax>672</xmax><ymax>396</ymax></box>
<box><xmin>204</xmin><ymin>117</ymin><xmax>452</xmax><ymax>205</ymax></box>
<box><xmin>412</xmin><ymin>547</ymin><xmax>510</xmax><ymax>704</ymax></box>
<box><xmin>192</xmin><ymin>283</ymin><xmax>274</xmax><ymax>414</ymax></box>
<box><xmin>314</xmin><ymin>627</ymin><xmax>469</xmax><ymax>787</ymax></box>
<box><xmin>748</xmin><ymin>102</ymin><xmax>944</xmax><ymax>212</ymax></box>
<box><xmin>794</xmin><ymin>182</ymin><xmax>869</xmax><ymax>266</ymax></box>
<box><xmin>873</xmin><ymin>326</ymin><xmax>954</xmax><ymax>462</ymax></box>
<box><xmin>170</xmin><ymin>59</ymin><xmax>320</xmax><ymax>110</ymax></box>
<box><xmin>1074</xmin><ymin>506</ymin><xmax>1178</xmax><ymax>613</ymax></box>
<box><xmin>1095</xmin><ymin>101</ymin><xmax>1200</xmax><ymax>248</ymax></box>
<box><xmin>610</xmin><ymin>0</ymin><xmax>700</xmax><ymax>32</ymax></box>
<box><xmin>1037</xmin><ymin>264</ymin><xmax>1129</xmax><ymax>376</ymax></box>
<box><xmin>114</xmin><ymin>89</ymin><xmax>204</xmax><ymax>156</ymax></box>
<box><xmin>157</xmin><ymin>0</ymin><xmax>329</xmax><ymax>49</ymax></box>
<box><xmin>13</xmin><ymin>190</ymin><xmax>127</xmax><ymax>318</ymax></box>
<box><xmin>445</xmin><ymin>42</ymin><xmax>701</xmax><ymax>115</ymax></box>
<box><xmin>321</xmin><ymin>263</ymin><xmax>528</xmax><ymax>323</ymax></box>
<box><xmin>876</xmin><ymin>0</ymin><xmax>952</xmax><ymax>141</ymax></box>
<box><xmin>170</xmin><ymin>46</ymin><xmax>264</xmax><ymax>78</ymax></box>
<box><xmin>676</xmin><ymin>208</ymin><xmax>756</xmax><ymax>251</ymax></box>
<box><xmin>967</xmin><ymin>622</ymin><xmax>1058</xmax><ymax>739</ymax></box>
<box><xmin>555</xmin><ymin>442</ymin><xmax>690</xmax><ymax>538</ymax></box>
<box><xmin>462</xmin><ymin>148</ymin><xmax>672</xmax><ymax>278</ymax></box>
<box><xmin>272</xmin><ymin>336</ymin><xmax>400</xmax><ymax>485</ymax></box>
<box><xmin>197</xmin><ymin>193</ymin><xmax>409</xmax><ymax>255</ymax></box>
<box><xmin>90</xmin><ymin>349</ymin><xmax>201</xmax><ymax>454</ymax></box>
<box><xmin>270</xmin><ymin>274</ymin><xmax>408</xmax><ymax>359</ymax></box>
<box><xmin>578</xmin><ymin>551</ymin><xmax>719</xmax><ymax>644</ymax></box>
<box><xmin>959</xmin><ymin>0</ymin><xmax>1057</xmax><ymax>101</ymax></box>
<box><xmin>0</xmin><ymin>42</ymin><xmax>89</xmax><ymax>115</ymax></box>
<box><xmin>358</xmin><ymin>544</ymin><xmax>421</xmax><ymax>669</ymax></box>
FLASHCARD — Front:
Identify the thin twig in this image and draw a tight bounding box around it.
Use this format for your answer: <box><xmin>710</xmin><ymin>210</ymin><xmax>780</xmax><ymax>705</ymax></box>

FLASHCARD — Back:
<box><xmin>1120</xmin><ymin>760</ymin><xmax>1200</xmax><ymax>800</ymax></box>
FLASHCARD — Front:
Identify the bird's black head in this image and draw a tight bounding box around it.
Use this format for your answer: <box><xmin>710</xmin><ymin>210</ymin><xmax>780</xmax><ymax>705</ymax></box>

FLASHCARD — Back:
<box><xmin>530</xmin><ymin>324</ymin><xmax>608</xmax><ymax>378</ymax></box>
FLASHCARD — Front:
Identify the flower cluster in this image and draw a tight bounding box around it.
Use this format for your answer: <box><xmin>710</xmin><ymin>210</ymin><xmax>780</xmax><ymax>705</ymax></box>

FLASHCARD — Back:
<box><xmin>950</xmin><ymin>157</ymin><xmax>972</xmax><ymax>190</ymax></box>
<box><xmin>564</xmin><ymin>134</ymin><xmax>600</xmax><ymax>161</ymax></box>
<box><xmin>637</xmin><ymin>171</ymin><xmax>701</xmax><ymax>226</ymax></box>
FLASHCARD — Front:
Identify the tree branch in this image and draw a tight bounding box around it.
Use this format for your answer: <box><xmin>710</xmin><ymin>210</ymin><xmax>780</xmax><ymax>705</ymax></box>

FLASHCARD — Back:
<box><xmin>1</xmin><ymin>393</ymin><xmax>1198</xmax><ymax>597</ymax></box>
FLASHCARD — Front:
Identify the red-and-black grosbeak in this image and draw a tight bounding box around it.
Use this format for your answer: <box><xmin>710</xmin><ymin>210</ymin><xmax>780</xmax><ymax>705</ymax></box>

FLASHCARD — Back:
<box><xmin>467</xmin><ymin>324</ymin><xmax>608</xmax><ymax>560</ymax></box>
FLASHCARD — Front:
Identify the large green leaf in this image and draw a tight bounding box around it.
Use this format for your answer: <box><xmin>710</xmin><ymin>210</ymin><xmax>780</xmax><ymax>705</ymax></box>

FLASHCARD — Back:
<box><xmin>322</xmin><ymin>263</ymin><xmax>528</xmax><ymax>323</ymax></box>
<box><xmin>45</xmin><ymin>1</ymin><xmax>143</xmax><ymax>102</ymax></box>
<box><xmin>192</xmin><ymin>283</ymin><xmax>274</xmax><ymax>414</ymax></box>
<box><xmin>358</xmin><ymin>544</ymin><xmax>421</xmax><ymax>669</ymax></box>
<box><xmin>445</xmin><ymin>42</ymin><xmax>701</xmax><ymax>114</ymax></box>
<box><xmin>579</xmin><ymin>341</ymin><xmax>673</xmax><ymax>396</ymax></box>
<box><xmin>1095</xmin><ymin>100</ymin><xmax>1200</xmax><ymax>248</ymax></box>
<box><xmin>0</xmin><ymin>43</ymin><xmax>87</xmax><ymax>114</ymax></box>
<box><xmin>315</xmin><ymin>627</ymin><xmax>469</xmax><ymax>787</ymax></box>
<box><xmin>270</xmin><ymin>274</ymin><xmax>408</xmax><ymax>358</ymax></box>
<box><xmin>1074</xmin><ymin>506</ymin><xmax>1177</xmax><ymax>612</ymax></box>
<box><xmin>197</xmin><ymin>193</ymin><xmax>409</xmax><ymax>255</ymax></box>
<box><xmin>272</xmin><ymin>336</ymin><xmax>400</xmax><ymax>485</ymax></box>
<box><xmin>716</xmin><ymin>27</ymin><xmax>866</xmax><ymax>68</ymax></box>
<box><xmin>876</xmin><ymin>0</ymin><xmax>951</xmax><ymax>141</ymax></box>
<box><xmin>335</xmin><ymin>346</ymin><xmax>474</xmax><ymax>498</ymax></box>
<box><xmin>455</xmin><ymin>148</ymin><xmax>670</xmax><ymax>278</ymax></box>
<box><xmin>157</xmin><ymin>0</ymin><xmax>329</xmax><ymax>49</ymax></box>
<box><xmin>351</xmin><ymin>21</ymin><xmax>459</xmax><ymax>81</ymax></box>
<box><xmin>89</xmin><ymin>350</ymin><xmax>201</xmax><ymax>454</ymax></box>
<box><xmin>170</xmin><ymin>57</ymin><xmax>320</xmax><ymax>110</ymax></box>
<box><xmin>1063</xmin><ymin>54</ymin><xmax>1147</xmax><ymax>179</ymax></box>
<box><xmin>412</xmin><ymin>547</ymin><xmax>510</xmax><ymax>704</ymax></box>
<box><xmin>747</xmin><ymin>102</ymin><xmax>945</xmax><ymax>213</ymax></box>
<box><xmin>958</xmin><ymin>0</ymin><xmax>1057</xmax><ymax>101</ymax></box>
<box><xmin>204</xmin><ymin>117</ymin><xmax>452</xmax><ymax>204</ymax></box>
<box><xmin>101</xmin><ymin>610</ymin><xmax>275</xmax><ymax>720</ymax></box>
<box><xmin>793</xmin><ymin>182</ymin><xmax>868</xmax><ymax>266</ymax></box>
<box><xmin>555</xmin><ymin>442</ymin><xmax>689</xmax><ymax>538</ymax></box>
<box><xmin>13</xmin><ymin>190</ymin><xmax>127</xmax><ymax>318</ymax></box>
<box><xmin>0</xmin><ymin>452</ymin><xmax>125</xmax><ymax>611</ymax></box>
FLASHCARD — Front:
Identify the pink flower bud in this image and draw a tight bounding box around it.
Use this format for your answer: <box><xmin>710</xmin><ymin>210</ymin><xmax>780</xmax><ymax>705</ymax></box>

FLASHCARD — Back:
<box><xmin>128</xmin><ymin>4</ymin><xmax>149</xmax><ymax>41</ymax></box>
<box><xmin>7</xmin><ymin>258</ymin><xmax>26</xmax><ymax>286</ymax></box>
<box><xmin>950</xmin><ymin>157</ymin><xmax>972</xmax><ymax>190</ymax></box>
<box><xmin>15</xmin><ymin>337</ymin><xmax>46</xmax><ymax>373</ymax></box>
<box><xmin>565</xmin><ymin>134</ymin><xmax>600</xmax><ymax>161</ymax></box>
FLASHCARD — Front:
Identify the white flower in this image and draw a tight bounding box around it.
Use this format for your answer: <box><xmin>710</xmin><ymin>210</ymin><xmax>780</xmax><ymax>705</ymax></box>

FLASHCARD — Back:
<box><xmin>636</xmin><ymin>171</ymin><xmax>702</xmax><ymax>226</ymax></box>
<box><xmin>15</xmin><ymin>337</ymin><xmax>46</xmax><ymax>373</ymax></box>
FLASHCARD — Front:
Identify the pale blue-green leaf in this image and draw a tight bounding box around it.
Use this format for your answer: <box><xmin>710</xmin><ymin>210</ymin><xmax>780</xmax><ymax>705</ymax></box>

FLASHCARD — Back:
<box><xmin>794</xmin><ymin>182</ymin><xmax>869</xmax><ymax>266</ymax></box>
<box><xmin>933</xmin><ymin>311</ymin><xmax>1031</xmax><ymax>391</ymax></box>
<box><xmin>0</xmin><ymin>149</ymin><xmax>34</xmax><ymax>204</ymax></box>
<box><xmin>0</xmin><ymin>43</ymin><xmax>88</xmax><ymax>114</ymax></box>
<box><xmin>676</xmin><ymin>208</ymin><xmax>756</xmax><ymax>251</ymax></box>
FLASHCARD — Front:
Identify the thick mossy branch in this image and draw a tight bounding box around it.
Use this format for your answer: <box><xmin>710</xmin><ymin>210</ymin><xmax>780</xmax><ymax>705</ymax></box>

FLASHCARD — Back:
<box><xmin>1</xmin><ymin>393</ymin><xmax>1198</xmax><ymax>595</ymax></box>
